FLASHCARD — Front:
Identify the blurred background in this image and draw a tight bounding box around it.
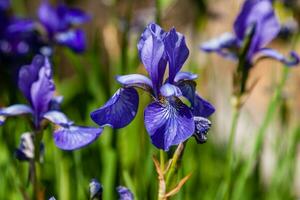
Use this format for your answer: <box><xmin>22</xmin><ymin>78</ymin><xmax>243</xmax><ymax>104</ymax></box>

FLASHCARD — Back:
<box><xmin>1</xmin><ymin>0</ymin><xmax>300</xmax><ymax>199</ymax></box>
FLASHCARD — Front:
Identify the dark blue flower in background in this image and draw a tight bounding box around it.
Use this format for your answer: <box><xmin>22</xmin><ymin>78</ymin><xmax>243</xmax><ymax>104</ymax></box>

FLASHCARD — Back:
<box><xmin>89</xmin><ymin>179</ymin><xmax>134</xmax><ymax>200</ymax></box>
<box><xmin>0</xmin><ymin>55</ymin><xmax>102</xmax><ymax>150</ymax></box>
<box><xmin>117</xmin><ymin>186</ymin><xmax>134</xmax><ymax>200</ymax></box>
<box><xmin>38</xmin><ymin>0</ymin><xmax>91</xmax><ymax>53</ymax></box>
<box><xmin>200</xmin><ymin>0</ymin><xmax>299</xmax><ymax>68</ymax></box>
<box><xmin>91</xmin><ymin>23</ymin><xmax>215</xmax><ymax>151</ymax></box>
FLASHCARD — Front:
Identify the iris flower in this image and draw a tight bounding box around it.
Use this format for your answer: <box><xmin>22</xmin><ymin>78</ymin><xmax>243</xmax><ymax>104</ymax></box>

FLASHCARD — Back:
<box><xmin>91</xmin><ymin>23</ymin><xmax>215</xmax><ymax>151</ymax></box>
<box><xmin>0</xmin><ymin>55</ymin><xmax>102</xmax><ymax>150</ymax></box>
<box><xmin>38</xmin><ymin>0</ymin><xmax>90</xmax><ymax>53</ymax></box>
<box><xmin>201</xmin><ymin>0</ymin><xmax>299</xmax><ymax>68</ymax></box>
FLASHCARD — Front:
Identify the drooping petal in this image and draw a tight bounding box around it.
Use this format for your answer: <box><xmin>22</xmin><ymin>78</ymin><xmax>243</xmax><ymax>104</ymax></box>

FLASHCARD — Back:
<box><xmin>55</xmin><ymin>29</ymin><xmax>86</xmax><ymax>53</ymax></box>
<box><xmin>91</xmin><ymin>88</ymin><xmax>139</xmax><ymax>129</ymax></box>
<box><xmin>160</xmin><ymin>83</ymin><xmax>182</xmax><ymax>97</ymax></box>
<box><xmin>116</xmin><ymin>74</ymin><xmax>153</xmax><ymax>92</ymax></box>
<box><xmin>117</xmin><ymin>186</ymin><xmax>134</xmax><ymax>200</ymax></box>
<box><xmin>234</xmin><ymin>0</ymin><xmax>280</xmax><ymax>53</ymax></box>
<box><xmin>177</xmin><ymin>81</ymin><xmax>215</xmax><ymax>118</ymax></box>
<box><xmin>30</xmin><ymin>57</ymin><xmax>55</xmax><ymax>117</ymax></box>
<box><xmin>144</xmin><ymin>98</ymin><xmax>194</xmax><ymax>151</ymax></box>
<box><xmin>174</xmin><ymin>71</ymin><xmax>198</xmax><ymax>82</ymax></box>
<box><xmin>255</xmin><ymin>48</ymin><xmax>300</xmax><ymax>67</ymax></box>
<box><xmin>193</xmin><ymin>94</ymin><xmax>215</xmax><ymax>118</ymax></box>
<box><xmin>137</xmin><ymin>23</ymin><xmax>167</xmax><ymax>94</ymax></box>
<box><xmin>200</xmin><ymin>32</ymin><xmax>239</xmax><ymax>60</ymax></box>
<box><xmin>43</xmin><ymin>111</ymin><xmax>72</xmax><ymax>127</ymax></box>
<box><xmin>193</xmin><ymin>116</ymin><xmax>211</xmax><ymax>144</ymax></box>
<box><xmin>53</xmin><ymin>126</ymin><xmax>103</xmax><ymax>150</ymax></box>
<box><xmin>164</xmin><ymin>28</ymin><xmax>189</xmax><ymax>82</ymax></box>
<box><xmin>18</xmin><ymin>55</ymin><xmax>45</xmax><ymax>103</ymax></box>
<box><xmin>0</xmin><ymin>104</ymin><xmax>33</xmax><ymax>117</ymax></box>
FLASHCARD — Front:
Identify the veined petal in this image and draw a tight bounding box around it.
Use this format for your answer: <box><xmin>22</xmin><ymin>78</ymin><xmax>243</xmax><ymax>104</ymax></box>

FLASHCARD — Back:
<box><xmin>90</xmin><ymin>88</ymin><xmax>139</xmax><ymax>128</ymax></box>
<box><xmin>137</xmin><ymin>23</ymin><xmax>167</xmax><ymax>94</ymax></box>
<box><xmin>43</xmin><ymin>111</ymin><xmax>72</xmax><ymax>127</ymax></box>
<box><xmin>116</xmin><ymin>74</ymin><xmax>153</xmax><ymax>91</ymax></box>
<box><xmin>53</xmin><ymin>126</ymin><xmax>103</xmax><ymax>150</ymax></box>
<box><xmin>55</xmin><ymin>29</ymin><xmax>86</xmax><ymax>53</ymax></box>
<box><xmin>174</xmin><ymin>71</ymin><xmax>198</xmax><ymax>82</ymax></box>
<box><xmin>160</xmin><ymin>83</ymin><xmax>182</xmax><ymax>97</ymax></box>
<box><xmin>200</xmin><ymin>32</ymin><xmax>238</xmax><ymax>60</ymax></box>
<box><xmin>30</xmin><ymin>57</ymin><xmax>55</xmax><ymax>117</ymax></box>
<box><xmin>193</xmin><ymin>116</ymin><xmax>211</xmax><ymax>144</ymax></box>
<box><xmin>164</xmin><ymin>28</ymin><xmax>189</xmax><ymax>82</ymax></box>
<box><xmin>256</xmin><ymin>48</ymin><xmax>300</xmax><ymax>67</ymax></box>
<box><xmin>0</xmin><ymin>104</ymin><xmax>33</xmax><ymax>117</ymax></box>
<box><xmin>117</xmin><ymin>186</ymin><xmax>134</xmax><ymax>200</ymax></box>
<box><xmin>144</xmin><ymin>98</ymin><xmax>194</xmax><ymax>151</ymax></box>
<box><xmin>234</xmin><ymin>0</ymin><xmax>280</xmax><ymax>52</ymax></box>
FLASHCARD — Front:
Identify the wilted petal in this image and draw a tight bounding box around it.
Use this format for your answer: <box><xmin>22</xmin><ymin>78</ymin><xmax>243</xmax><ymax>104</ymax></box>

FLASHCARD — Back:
<box><xmin>30</xmin><ymin>57</ymin><xmax>55</xmax><ymax>117</ymax></box>
<box><xmin>137</xmin><ymin>23</ymin><xmax>167</xmax><ymax>94</ymax></box>
<box><xmin>48</xmin><ymin>96</ymin><xmax>64</xmax><ymax>110</ymax></box>
<box><xmin>43</xmin><ymin>111</ymin><xmax>72</xmax><ymax>127</ymax></box>
<box><xmin>18</xmin><ymin>55</ymin><xmax>45</xmax><ymax>103</ymax></box>
<box><xmin>116</xmin><ymin>74</ymin><xmax>153</xmax><ymax>92</ymax></box>
<box><xmin>15</xmin><ymin>132</ymin><xmax>44</xmax><ymax>162</ymax></box>
<box><xmin>234</xmin><ymin>0</ymin><xmax>280</xmax><ymax>52</ymax></box>
<box><xmin>144</xmin><ymin>98</ymin><xmax>194</xmax><ymax>151</ymax></box>
<box><xmin>89</xmin><ymin>179</ymin><xmax>103</xmax><ymax>200</ymax></box>
<box><xmin>55</xmin><ymin>29</ymin><xmax>86</xmax><ymax>53</ymax></box>
<box><xmin>174</xmin><ymin>71</ymin><xmax>198</xmax><ymax>82</ymax></box>
<box><xmin>164</xmin><ymin>28</ymin><xmax>189</xmax><ymax>82</ymax></box>
<box><xmin>117</xmin><ymin>186</ymin><xmax>134</xmax><ymax>200</ymax></box>
<box><xmin>200</xmin><ymin>32</ymin><xmax>238</xmax><ymax>60</ymax></box>
<box><xmin>256</xmin><ymin>48</ymin><xmax>300</xmax><ymax>67</ymax></box>
<box><xmin>53</xmin><ymin>126</ymin><xmax>103</xmax><ymax>150</ymax></box>
<box><xmin>0</xmin><ymin>104</ymin><xmax>33</xmax><ymax>117</ymax></box>
<box><xmin>91</xmin><ymin>88</ymin><xmax>139</xmax><ymax>129</ymax></box>
<box><xmin>193</xmin><ymin>116</ymin><xmax>211</xmax><ymax>144</ymax></box>
<box><xmin>160</xmin><ymin>83</ymin><xmax>182</xmax><ymax>97</ymax></box>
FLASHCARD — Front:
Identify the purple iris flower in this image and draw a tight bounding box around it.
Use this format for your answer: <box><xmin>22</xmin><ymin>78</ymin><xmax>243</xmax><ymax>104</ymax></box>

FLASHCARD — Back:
<box><xmin>38</xmin><ymin>0</ymin><xmax>90</xmax><ymax>53</ymax></box>
<box><xmin>91</xmin><ymin>23</ymin><xmax>215</xmax><ymax>151</ymax></box>
<box><xmin>117</xmin><ymin>186</ymin><xmax>134</xmax><ymax>200</ymax></box>
<box><xmin>0</xmin><ymin>55</ymin><xmax>102</xmax><ymax>150</ymax></box>
<box><xmin>200</xmin><ymin>0</ymin><xmax>299</xmax><ymax>68</ymax></box>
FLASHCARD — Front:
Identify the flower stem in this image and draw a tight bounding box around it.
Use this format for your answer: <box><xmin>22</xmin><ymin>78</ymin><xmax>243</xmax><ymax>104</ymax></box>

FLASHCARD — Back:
<box><xmin>165</xmin><ymin>143</ymin><xmax>185</xmax><ymax>189</ymax></box>
<box><xmin>32</xmin><ymin>130</ymin><xmax>43</xmax><ymax>200</ymax></box>
<box><xmin>232</xmin><ymin>67</ymin><xmax>289</xmax><ymax>200</ymax></box>
<box><xmin>160</xmin><ymin>150</ymin><xmax>165</xmax><ymax>171</ymax></box>
<box><xmin>224</xmin><ymin>96</ymin><xmax>241</xmax><ymax>200</ymax></box>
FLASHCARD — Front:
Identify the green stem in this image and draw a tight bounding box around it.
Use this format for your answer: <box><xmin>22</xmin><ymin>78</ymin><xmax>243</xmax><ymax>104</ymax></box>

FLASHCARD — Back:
<box><xmin>155</xmin><ymin>0</ymin><xmax>161</xmax><ymax>24</ymax></box>
<box><xmin>165</xmin><ymin>143</ymin><xmax>185</xmax><ymax>189</ymax></box>
<box><xmin>224</xmin><ymin>99</ymin><xmax>241</xmax><ymax>200</ymax></box>
<box><xmin>32</xmin><ymin>130</ymin><xmax>43</xmax><ymax>200</ymax></box>
<box><xmin>232</xmin><ymin>67</ymin><xmax>289</xmax><ymax>200</ymax></box>
<box><xmin>160</xmin><ymin>150</ymin><xmax>165</xmax><ymax>172</ymax></box>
